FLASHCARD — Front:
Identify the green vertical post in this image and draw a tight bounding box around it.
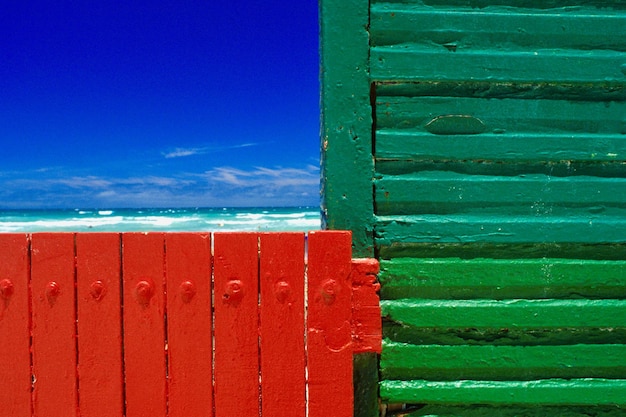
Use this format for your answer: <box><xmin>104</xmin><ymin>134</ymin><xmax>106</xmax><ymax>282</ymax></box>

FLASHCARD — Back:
<box><xmin>319</xmin><ymin>0</ymin><xmax>374</xmax><ymax>258</ymax></box>
<box><xmin>320</xmin><ymin>0</ymin><xmax>378</xmax><ymax>416</ymax></box>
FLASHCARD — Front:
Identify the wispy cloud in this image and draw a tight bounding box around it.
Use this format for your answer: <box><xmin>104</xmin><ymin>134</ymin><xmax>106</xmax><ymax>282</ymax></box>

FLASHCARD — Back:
<box><xmin>0</xmin><ymin>165</ymin><xmax>319</xmax><ymax>208</ymax></box>
<box><xmin>163</xmin><ymin>148</ymin><xmax>202</xmax><ymax>159</ymax></box>
<box><xmin>162</xmin><ymin>142</ymin><xmax>262</xmax><ymax>159</ymax></box>
<box><xmin>208</xmin><ymin>165</ymin><xmax>319</xmax><ymax>188</ymax></box>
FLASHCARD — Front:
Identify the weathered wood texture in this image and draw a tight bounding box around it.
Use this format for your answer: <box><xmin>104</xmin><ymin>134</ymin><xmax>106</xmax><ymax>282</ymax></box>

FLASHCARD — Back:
<box><xmin>308</xmin><ymin>231</ymin><xmax>354</xmax><ymax>417</ymax></box>
<box><xmin>76</xmin><ymin>233</ymin><xmax>124</xmax><ymax>417</ymax></box>
<box><xmin>0</xmin><ymin>234</ymin><xmax>30</xmax><ymax>417</ymax></box>
<box><xmin>320</xmin><ymin>0</ymin><xmax>374</xmax><ymax>258</ymax></box>
<box><xmin>319</xmin><ymin>0</ymin><xmax>379</xmax><ymax>413</ymax></box>
<box><xmin>322</xmin><ymin>0</ymin><xmax>626</xmax><ymax>414</ymax></box>
<box><xmin>370</xmin><ymin>1</ymin><xmax>626</xmax><ymax>252</ymax></box>
<box><xmin>31</xmin><ymin>233</ymin><xmax>78</xmax><ymax>417</ymax></box>
<box><xmin>320</xmin><ymin>0</ymin><xmax>626</xmax><ymax>417</ymax></box>
<box><xmin>165</xmin><ymin>233</ymin><xmax>213</xmax><ymax>417</ymax></box>
<box><xmin>0</xmin><ymin>232</ymin><xmax>379</xmax><ymax>417</ymax></box>
<box><xmin>259</xmin><ymin>233</ymin><xmax>306</xmax><ymax>417</ymax></box>
<box><xmin>380</xmin><ymin>258</ymin><xmax>626</xmax><ymax>412</ymax></box>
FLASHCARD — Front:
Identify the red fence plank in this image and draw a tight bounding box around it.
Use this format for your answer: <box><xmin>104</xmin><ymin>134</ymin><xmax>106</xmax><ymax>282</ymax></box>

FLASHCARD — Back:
<box><xmin>307</xmin><ymin>230</ymin><xmax>354</xmax><ymax>417</ymax></box>
<box><xmin>213</xmin><ymin>233</ymin><xmax>260</xmax><ymax>417</ymax></box>
<box><xmin>1</xmin><ymin>231</ymin><xmax>369</xmax><ymax>417</ymax></box>
<box><xmin>76</xmin><ymin>233</ymin><xmax>124</xmax><ymax>417</ymax></box>
<box><xmin>122</xmin><ymin>233</ymin><xmax>167</xmax><ymax>417</ymax></box>
<box><xmin>259</xmin><ymin>233</ymin><xmax>306</xmax><ymax>417</ymax></box>
<box><xmin>166</xmin><ymin>233</ymin><xmax>213</xmax><ymax>417</ymax></box>
<box><xmin>350</xmin><ymin>259</ymin><xmax>382</xmax><ymax>354</ymax></box>
<box><xmin>31</xmin><ymin>233</ymin><xmax>78</xmax><ymax>417</ymax></box>
<box><xmin>0</xmin><ymin>234</ymin><xmax>31</xmax><ymax>417</ymax></box>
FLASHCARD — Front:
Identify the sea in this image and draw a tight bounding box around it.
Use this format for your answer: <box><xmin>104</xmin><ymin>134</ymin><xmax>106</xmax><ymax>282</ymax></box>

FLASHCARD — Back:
<box><xmin>0</xmin><ymin>207</ymin><xmax>321</xmax><ymax>233</ymax></box>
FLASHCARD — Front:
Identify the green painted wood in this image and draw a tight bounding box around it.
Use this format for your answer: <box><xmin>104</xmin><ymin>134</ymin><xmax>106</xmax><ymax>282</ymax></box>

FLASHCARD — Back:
<box><xmin>380</xmin><ymin>379</ymin><xmax>626</xmax><ymax>406</ymax></box>
<box><xmin>353</xmin><ymin>353</ymin><xmax>379</xmax><ymax>417</ymax></box>
<box><xmin>379</xmin><ymin>258</ymin><xmax>626</xmax><ymax>300</ymax></box>
<box><xmin>375</xmin><ymin>215</ymin><xmax>626</xmax><ymax>245</ymax></box>
<box><xmin>401</xmin><ymin>405</ymin><xmax>626</xmax><ymax>417</ymax></box>
<box><xmin>322</xmin><ymin>0</ymin><xmax>626</xmax><ymax>412</ymax></box>
<box><xmin>371</xmin><ymin>47</ymin><xmax>626</xmax><ymax>84</ymax></box>
<box><xmin>375</xmin><ymin>80</ymin><xmax>626</xmax><ymax>102</ymax></box>
<box><xmin>383</xmin><ymin>323</ymin><xmax>626</xmax><ymax>348</ymax></box>
<box><xmin>382</xmin><ymin>299</ymin><xmax>626</xmax><ymax>329</ymax></box>
<box><xmin>381</xmin><ymin>342</ymin><xmax>626</xmax><ymax>380</ymax></box>
<box><xmin>375</xmin><ymin>173</ymin><xmax>626</xmax><ymax>216</ymax></box>
<box><xmin>376</xmin><ymin>132</ymin><xmax>626</xmax><ymax>162</ymax></box>
<box><xmin>320</xmin><ymin>0</ymin><xmax>374</xmax><ymax>258</ymax></box>
<box><xmin>373</xmin><ymin>0</ymin><xmax>626</xmax><ymax>10</ymax></box>
<box><xmin>376</xmin><ymin>160</ymin><xmax>626</xmax><ymax>178</ymax></box>
<box><xmin>375</xmin><ymin>96</ymin><xmax>626</xmax><ymax>134</ymax></box>
<box><xmin>370</xmin><ymin>6</ymin><xmax>626</xmax><ymax>50</ymax></box>
<box><xmin>378</xmin><ymin>242</ymin><xmax>626</xmax><ymax>261</ymax></box>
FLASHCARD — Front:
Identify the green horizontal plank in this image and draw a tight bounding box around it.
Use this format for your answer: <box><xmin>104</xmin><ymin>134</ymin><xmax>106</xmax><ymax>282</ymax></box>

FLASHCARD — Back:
<box><xmin>381</xmin><ymin>342</ymin><xmax>626</xmax><ymax>380</ymax></box>
<box><xmin>377</xmin><ymin>172</ymin><xmax>626</xmax><ymax>204</ymax></box>
<box><xmin>399</xmin><ymin>404</ymin><xmax>625</xmax><ymax>417</ymax></box>
<box><xmin>374</xmin><ymin>80</ymin><xmax>626</xmax><ymax>101</ymax></box>
<box><xmin>375</xmin><ymin>131</ymin><xmax>626</xmax><ymax>162</ymax></box>
<box><xmin>381</xmin><ymin>299</ymin><xmax>626</xmax><ymax>329</ymax></box>
<box><xmin>379</xmin><ymin>258</ymin><xmax>626</xmax><ymax>300</ymax></box>
<box><xmin>384</xmin><ymin>323</ymin><xmax>626</xmax><ymax>347</ymax></box>
<box><xmin>380</xmin><ymin>378</ymin><xmax>626</xmax><ymax>406</ymax></box>
<box><xmin>375</xmin><ymin>96</ymin><xmax>626</xmax><ymax>133</ymax></box>
<box><xmin>371</xmin><ymin>47</ymin><xmax>626</xmax><ymax>83</ymax></box>
<box><xmin>375</xmin><ymin>173</ymin><xmax>626</xmax><ymax>216</ymax></box>
<box><xmin>375</xmin><ymin>215</ymin><xmax>626</xmax><ymax>244</ymax></box>
<box><xmin>375</xmin><ymin>160</ymin><xmax>626</xmax><ymax>178</ymax></box>
<box><xmin>372</xmin><ymin>0</ymin><xmax>626</xmax><ymax>10</ymax></box>
<box><xmin>370</xmin><ymin>6</ymin><xmax>626</xmax><ymax>50</ymax></box>
<box><xmin>378</xmin><ymin>242</ymin><xmax>626</xmax><ymax>261</ymax></box>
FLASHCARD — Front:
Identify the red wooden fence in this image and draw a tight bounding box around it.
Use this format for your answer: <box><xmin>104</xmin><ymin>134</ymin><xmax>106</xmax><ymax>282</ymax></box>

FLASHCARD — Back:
<box><xmin>0</xmin><ymin>231</ymin><xmax>380</xmax><ymax>417</ymax></box>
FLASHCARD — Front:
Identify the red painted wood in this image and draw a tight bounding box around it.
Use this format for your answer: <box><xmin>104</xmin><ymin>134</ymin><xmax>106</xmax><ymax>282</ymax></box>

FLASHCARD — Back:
<box><xmin>213</xmin><ymin>233</ymin><xmax>260</xmax><ymax>417</ymax></box>
<box><xmin>31</xmin><ymin>233</ymin><xmax>78</xmax><ymax>417</ymax></box>
<box><xmin>259</xmin><ymin>233</ymin><xmax>306</xmax><ymax>417</ymax></box>
<box><xmin>165</xmin><ymin>233</ymin><xmax>213</xmax><ymax>417</ymax></box>
<box><xmin>122</xmin><ymin>233</ymin><xmax>166</xmax><ymax>417</ymax></box>
<box><xmin>76</xmin><ymin>233</ymin><xmax>124</xmax><ymax>417</ymax></box>
<box><xmin>0</xmin><ymin>234</ymin><xmax>31</xmax><ymax>417</ymax></box>
<box><xmin>350</xmin><ymin>259</ymin><xmax>382</xmax><ymax>354</ymax></box>
<box><xmin>307</xmin><ymin>231</ymin><xmax>354</xmax><ymax>417</ymax></box>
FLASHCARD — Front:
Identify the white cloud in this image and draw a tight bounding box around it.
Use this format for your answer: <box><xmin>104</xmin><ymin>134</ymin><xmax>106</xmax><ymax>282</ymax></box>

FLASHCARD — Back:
<box><xmin>162</xmin><ymin>142</ymin><xmax>263</xmax><ymax>159</ymax></box>
<box><xmin>163</xmin><ymin>148</ymin><xmax>203</xmax><ymax>159</ymax></box>
<box><xmin>0</xmin><ymin>164</ymin><xmax>320</xmax><ymax>208</ymax></box>
<box><xmin>207</xmin><ymin>165</ymin><xmax>319</xmax><ymax>188</ymax></box>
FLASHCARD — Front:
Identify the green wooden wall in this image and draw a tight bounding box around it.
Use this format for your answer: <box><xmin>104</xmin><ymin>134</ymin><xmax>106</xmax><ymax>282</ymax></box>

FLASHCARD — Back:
<box><xmin>321</xmin><ymin>0</ymin><xmax>626</xmax><ymax>416</ymax></box>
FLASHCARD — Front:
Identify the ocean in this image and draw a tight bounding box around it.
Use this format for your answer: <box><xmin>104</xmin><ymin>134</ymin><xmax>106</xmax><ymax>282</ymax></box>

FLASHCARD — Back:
<box><xmin>0</xmin><ymin>207</ymin><xmax>321</xmax><ymax>233</ymax></box>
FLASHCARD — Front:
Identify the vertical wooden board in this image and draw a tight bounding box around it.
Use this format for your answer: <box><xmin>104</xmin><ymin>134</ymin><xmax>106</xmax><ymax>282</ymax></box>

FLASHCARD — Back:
<box><xmin>165</xmin><ymin>233</ymin><xmax>213</xmax><ymax>417</ymax></box>
<box><xmin>122</xmin><ymin>233</ymin><xmax>166</xmax><ymax>417</ymax></box>
<box><xmin>307</xmin><ymin>231</ymin><xmax>353</xmax><ymax>417</ymax></box>
<box><xmin>320</xmin><ymin>0</ymin><xmax>374</xmax><ymax>258</ymax></box>
<box><xmin>259</xmin><ymin>233</ymin><xmax>306</xmax><ymax>417</ymax></box>
<box><xmin>351</xmin><ymin>259</ymin><xmax>382</xmax><ymax>354</ymax></box>
<box><xmin>213</xmin><ymin>233</ymin><xmax>259</xmax><ymax>417</ymax></box>
<box><xmin>31</xmin><ymin>233</ymin><xmax>77</xmax><ymax>417</ymax></box>
<box><xmin>76</xmin><ymin>233</ymin><xmax>123</xmax><ymax>417</ymax></box>
<box><xmin>0</xmin><ymin>234</ymin><xmax>31</xmax><ymax>417</ymax></box>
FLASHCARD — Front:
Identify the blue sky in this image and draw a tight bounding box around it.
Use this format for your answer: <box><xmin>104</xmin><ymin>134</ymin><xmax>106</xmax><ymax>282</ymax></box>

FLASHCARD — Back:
<box><xmin>0</xmin><ymin>1</ymin><xmax>320</xmax><ymax>208</ymax></box>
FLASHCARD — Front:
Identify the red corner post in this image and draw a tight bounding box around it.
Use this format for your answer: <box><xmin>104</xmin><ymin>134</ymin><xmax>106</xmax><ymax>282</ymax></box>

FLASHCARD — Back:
<box><xmin>351</xmin><ymin>258</ymin><xmax>382</xmax><ymax>354</ymax></box>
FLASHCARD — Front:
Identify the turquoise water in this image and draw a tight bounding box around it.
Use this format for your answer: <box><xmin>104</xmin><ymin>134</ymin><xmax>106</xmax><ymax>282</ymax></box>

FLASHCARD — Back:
<box><xmin>0</xmin><ymin>207</ymin><xmax>321</xmax><ymax>233</ymax></box>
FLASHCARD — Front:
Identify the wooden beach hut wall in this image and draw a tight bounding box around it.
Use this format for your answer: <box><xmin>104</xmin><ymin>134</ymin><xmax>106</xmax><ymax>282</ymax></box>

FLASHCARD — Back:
<box><xmin>320</xmin><ymin>0</ymin><xmax>626</xmax><ymax>416</ymax></box>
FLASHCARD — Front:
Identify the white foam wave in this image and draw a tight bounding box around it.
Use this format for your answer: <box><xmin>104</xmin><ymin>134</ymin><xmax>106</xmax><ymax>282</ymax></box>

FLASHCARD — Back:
<box><xmin>0</xmin><ymin>208</ymin><xmax>320</xmax><ymax>232</ymax></box>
